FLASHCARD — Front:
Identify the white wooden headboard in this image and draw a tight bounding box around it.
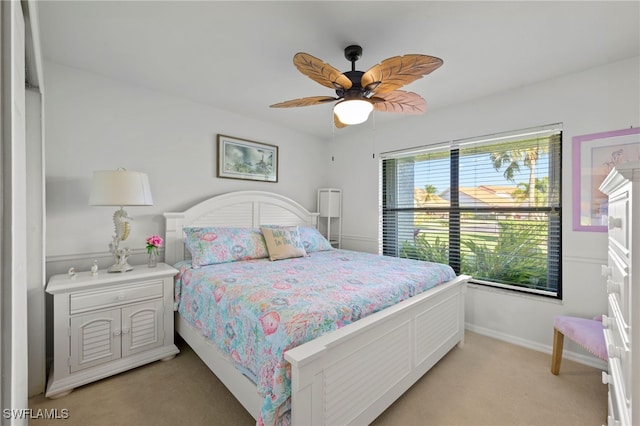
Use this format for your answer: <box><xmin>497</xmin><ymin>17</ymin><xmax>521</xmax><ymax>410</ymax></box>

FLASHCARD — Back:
<box><xmin>163</xmin><ymin>191</ymin><xmax>319</xmax><ymax>265</ymax></box>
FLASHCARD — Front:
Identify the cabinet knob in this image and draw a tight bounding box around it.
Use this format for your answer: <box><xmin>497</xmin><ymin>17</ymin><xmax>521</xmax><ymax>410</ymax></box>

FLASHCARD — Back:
<box><xmin>602</xmin><ymin>315</ymin><xmax>615</xmax><ymax>329</ymax></box>
<box><xmin>116</xmin><ymin>294</ymin><xmax>126</xmax><ymax>301</ymax></box>
<box><xmin>602</xmin><ymin>371</ymin><xmax>612</xmax><ymax>385</ymax></box>
<box><xmin>601</xmin><ymin>265</ymin><xmax>612</xmax><ymax>278</ymax></box>
<box><xmin>113</xmin><ymin>330</ymin><xmax>121</xmax><ymax>336</ymax></box>
<box><xmin>122</xmin><ymin>328</ymin><xmax>130</xmax><ymax>334</ymax></box>
<box><xmin>608</xmin><ymin>344</ymin><xmax>624</xmax><ymax>359</ymax></box>
<box><xmin>608</xmin><ymin>216</ymin><xmax>622</xmax><ymax>229</ymax></box>
<box><xmin>606</xmin><ymin>279</ymin><xmax>620</xmax><ymax>294</ymax></box>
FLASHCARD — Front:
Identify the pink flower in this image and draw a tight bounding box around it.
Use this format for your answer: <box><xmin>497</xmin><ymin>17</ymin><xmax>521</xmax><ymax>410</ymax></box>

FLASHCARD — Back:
<box><xmin>146</xmin><ymin>235</ymin><xmax>163</xmax><ymax>255</ymax></box>
<box><xmin>146</xmin><ymin>235</ymin><xmax>163</xmax><ymax>247</ymax></box>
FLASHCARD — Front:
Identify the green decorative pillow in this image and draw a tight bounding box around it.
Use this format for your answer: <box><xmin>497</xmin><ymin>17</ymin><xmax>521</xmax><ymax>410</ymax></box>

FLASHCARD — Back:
<box><xmin>260</xmin><ymin>226</ymin><xmax>307</xmax><ymax>261</ymax></box>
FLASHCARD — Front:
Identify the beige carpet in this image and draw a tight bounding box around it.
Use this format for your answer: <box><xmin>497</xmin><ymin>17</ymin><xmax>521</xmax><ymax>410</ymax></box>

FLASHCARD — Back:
<box><xmin>29</xmin><ymin>332</ymin><xmax>606</xmax><ymax>426</ymax></box>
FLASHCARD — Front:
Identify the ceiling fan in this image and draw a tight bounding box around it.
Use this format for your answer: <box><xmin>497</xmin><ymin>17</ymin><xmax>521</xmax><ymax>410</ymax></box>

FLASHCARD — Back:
<box><xmin>270</xmin><ymin>45</ymin><xmax>443</xmax><ymax>128</ymax></box>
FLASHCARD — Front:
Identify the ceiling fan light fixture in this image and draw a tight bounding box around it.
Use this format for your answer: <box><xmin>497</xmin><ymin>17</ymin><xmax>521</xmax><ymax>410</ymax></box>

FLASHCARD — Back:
<box><xmin>333</xmin><ymin>99</ymin><xmax>373</xmax><ymax>125</ymax></box>
<box><xmin>271</xmin><ymin>46</ymin><xmax>443</xmax><ymax>128</ymax></box>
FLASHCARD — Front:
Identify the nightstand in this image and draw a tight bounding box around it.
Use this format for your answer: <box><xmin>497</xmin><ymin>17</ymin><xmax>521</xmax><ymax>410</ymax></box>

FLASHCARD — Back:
<box><xmin>45</xmin><ymin>263</ymin><xmax>180</xmax><ymax>398</ymax></box>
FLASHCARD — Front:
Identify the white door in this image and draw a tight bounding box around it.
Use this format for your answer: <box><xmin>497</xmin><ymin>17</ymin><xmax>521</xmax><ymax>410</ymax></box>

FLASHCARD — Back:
<box><xmin>1</xmin><ymin>0</ymin><xmax>29</xmax><ymax>416</ymax></box>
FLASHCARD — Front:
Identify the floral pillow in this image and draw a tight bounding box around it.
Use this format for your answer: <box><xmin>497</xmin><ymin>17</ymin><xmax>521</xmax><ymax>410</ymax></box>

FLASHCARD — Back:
<box><xmin>260</xmin><ymin>226</ymin><xmax>307</xmax><ymax>261</ymax></box>
<box><xmin>298</xmin><ymin>226</ymin><xmax>333</xmax><ymax>252</ymax></box>
<box><xmin>183</xmin><ymin>227</ymin><xmax>269</xmax><ymax>267</ymax></box>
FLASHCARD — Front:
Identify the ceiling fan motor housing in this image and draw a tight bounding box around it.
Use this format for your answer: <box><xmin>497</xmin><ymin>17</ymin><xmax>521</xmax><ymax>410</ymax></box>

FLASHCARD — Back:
<box><xmin>338</xmin><ymin>70</ymin><xmax>367</xmax><ymax>99</ymax></box>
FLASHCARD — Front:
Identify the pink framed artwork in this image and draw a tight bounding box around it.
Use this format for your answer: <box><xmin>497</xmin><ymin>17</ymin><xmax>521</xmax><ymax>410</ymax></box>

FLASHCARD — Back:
<box><xmin>572</xmin><ymin>127</ymin><xmax>640</xmax><ymax>232</ymax></box>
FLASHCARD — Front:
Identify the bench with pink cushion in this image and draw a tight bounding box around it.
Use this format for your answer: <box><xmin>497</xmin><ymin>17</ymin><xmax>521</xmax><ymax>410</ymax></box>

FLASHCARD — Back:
<box><xmin>551</xmin><ymin>315</ymin><xmax>608</xmax><ymax>375</ymax></box>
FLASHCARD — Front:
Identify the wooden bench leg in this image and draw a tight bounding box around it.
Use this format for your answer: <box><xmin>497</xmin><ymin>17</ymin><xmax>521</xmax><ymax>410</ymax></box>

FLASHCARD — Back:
<box><xmin>551</xmin><ymin>328</ymin><xmax>564</xmax><ymax>375</ymax></box>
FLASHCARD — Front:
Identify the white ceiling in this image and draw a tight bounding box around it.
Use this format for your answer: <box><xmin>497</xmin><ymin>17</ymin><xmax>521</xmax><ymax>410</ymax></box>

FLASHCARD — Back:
<box><xmin>37</xmin><ymin>1</ymin><xmax>640</xmax><ymax>140</ymax></box>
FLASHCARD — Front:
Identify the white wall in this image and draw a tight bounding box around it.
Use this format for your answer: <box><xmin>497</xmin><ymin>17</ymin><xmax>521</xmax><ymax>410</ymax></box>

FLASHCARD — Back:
<box><xmin>44</xmin><ymin>62</ymin><xmax>330</xmax><ymax>275</ymax></box>
<box><xmin>328</xmin><ymin>56</ymin><xmax>640</xmax><ymax>364</ymax></box>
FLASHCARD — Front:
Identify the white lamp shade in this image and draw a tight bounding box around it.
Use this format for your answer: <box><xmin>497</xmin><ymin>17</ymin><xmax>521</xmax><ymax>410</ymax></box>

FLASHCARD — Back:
<box><xmin>89</xmin><ymin>170</ymin><xmax>154</xmax><ymax>206</ymax></box>
<box><xmin>333</xmin><ymin>99</ymin><xmax>373</xmax><ymax>125</ymax></box>
<box><xmin>319</xmin><ymin>191</ymin><xmax>340</xmax><ymax>217</ymax></box>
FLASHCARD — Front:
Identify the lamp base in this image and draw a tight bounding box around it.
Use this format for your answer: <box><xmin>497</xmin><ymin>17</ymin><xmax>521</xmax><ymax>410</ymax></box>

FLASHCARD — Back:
<box><xmin>108</xmin><ymin>245</ymin><xmax>133</xmax><ymax>273</ymax></box>
<box><xmin>107</xmin><ymin>262</ymin><xmax>133</xmax><ymax>273</ymax></box>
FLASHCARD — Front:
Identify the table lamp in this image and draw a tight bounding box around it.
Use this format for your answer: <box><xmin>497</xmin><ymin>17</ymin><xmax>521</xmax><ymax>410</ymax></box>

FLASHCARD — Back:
<box><xmin>89</xmin><ymin>168</ymin><xmax>153</xmax><ymax>272</ymax></box>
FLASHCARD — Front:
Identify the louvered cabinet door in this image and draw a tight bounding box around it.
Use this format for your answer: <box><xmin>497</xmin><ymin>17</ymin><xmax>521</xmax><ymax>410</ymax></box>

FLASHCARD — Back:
<box><xmin>121</xmin><ymin>299</ymin><xmax>164</xmax><ymax>357</ymax></box>
<box><xmin>70</xmin><ymin>309</ymin><xmax>121</xmax><ymax>373</ymax></box>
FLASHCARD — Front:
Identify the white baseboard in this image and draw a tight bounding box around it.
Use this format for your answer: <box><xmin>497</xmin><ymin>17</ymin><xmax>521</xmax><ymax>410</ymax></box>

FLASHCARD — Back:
<box><xmin>465</xmin><ymin>323</ymin><xmax>608</xmax><ymax>371</ymax></box>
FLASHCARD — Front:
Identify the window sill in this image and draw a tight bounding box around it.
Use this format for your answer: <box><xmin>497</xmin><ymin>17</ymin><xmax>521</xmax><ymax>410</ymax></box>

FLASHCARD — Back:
<box><xmin>467</xmin><ymin>282</ymin><xmax>563</xmax><ymax>304</ymax></box>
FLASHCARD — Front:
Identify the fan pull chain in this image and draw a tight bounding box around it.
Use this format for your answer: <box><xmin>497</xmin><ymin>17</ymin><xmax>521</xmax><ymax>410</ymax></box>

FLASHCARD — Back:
<box><xmin>331</xmin><ymin>112</ymin><xmax>336</xmax><ymax>162</ymax></box>
<box><xmin>371</xmin><ymin>110</ymin><xmax>377</xmax><ymax>159</ymax></box>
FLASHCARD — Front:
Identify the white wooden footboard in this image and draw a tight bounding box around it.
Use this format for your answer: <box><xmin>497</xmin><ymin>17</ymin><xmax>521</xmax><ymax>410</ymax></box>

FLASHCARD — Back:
<box><xmin>285</xmin><ymin>275</ymin><xmax>469</xmax><ymax>425</ymax></box>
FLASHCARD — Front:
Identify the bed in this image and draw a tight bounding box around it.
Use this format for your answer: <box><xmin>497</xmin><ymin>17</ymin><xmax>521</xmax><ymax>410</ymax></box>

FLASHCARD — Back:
<box><xmin>164</xmin><ymin>191</ymin><xmax>470</xmax><ymax>425</ymax></box>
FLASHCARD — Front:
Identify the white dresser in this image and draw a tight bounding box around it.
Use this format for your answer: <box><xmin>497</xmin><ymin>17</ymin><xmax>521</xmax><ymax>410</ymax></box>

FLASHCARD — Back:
<box><xmin>600</xmin><ymin>161</ymin><xmax>639</xmax><ymax>426</ymax></box>
<box><xmin>45</xmin><ymin>263</ymin><xmax>180</xmax><ymax>398</ymax></box>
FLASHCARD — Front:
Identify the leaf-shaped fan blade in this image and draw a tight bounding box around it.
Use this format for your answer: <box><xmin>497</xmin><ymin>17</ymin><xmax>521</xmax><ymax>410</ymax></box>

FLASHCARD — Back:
<box><xmin>270</xmin><ymin>96</ymin><xmax>338</xmax><ymax>108</ymax></box>
<box><xmin>361</xmin><ymin>54</ymin><xmax>443</xmax><ymax>94</ymax></box>
<box><xmin>333</xmin><ymin>113</ymin><xmax>348</xmax><ymax>128</ymax></box>
<box><xmin>371</xmin><ymin>90</ymin><xmax>426</xmax><ymax>114</ymax></box>
<box><xmin>293</xmin><ymin>53</ymin><xmax>353</xmax><ymax>91</ymax></box>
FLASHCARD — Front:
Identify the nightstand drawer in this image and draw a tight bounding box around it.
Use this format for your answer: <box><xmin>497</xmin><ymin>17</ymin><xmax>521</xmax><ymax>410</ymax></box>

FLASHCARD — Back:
<box><xmin>70</xmin><ymin>280</ymin><xmax>164</xmax><ymax>314</ymax></box>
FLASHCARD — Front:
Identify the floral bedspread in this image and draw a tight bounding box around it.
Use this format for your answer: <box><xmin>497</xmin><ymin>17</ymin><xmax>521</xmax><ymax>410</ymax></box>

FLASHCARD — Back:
<box><xmin>174</xmin><ymin>249</ymin><xmax>456</xmax><ymax>426</ymax></box>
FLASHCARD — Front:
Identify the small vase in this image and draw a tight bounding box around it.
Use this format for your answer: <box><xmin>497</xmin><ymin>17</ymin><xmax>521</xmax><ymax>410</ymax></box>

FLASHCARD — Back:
<box><xmin>148</xmin><ymin>249</ymin><xmax>158</xmax><ymax>268</ymax></box>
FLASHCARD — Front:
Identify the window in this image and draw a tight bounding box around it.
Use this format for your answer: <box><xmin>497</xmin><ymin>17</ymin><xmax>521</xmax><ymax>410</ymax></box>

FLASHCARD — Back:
<box><xmin>381</xmin><ymin>124</ymin><xmax>562</xmax><ymax>298</ymax></box>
